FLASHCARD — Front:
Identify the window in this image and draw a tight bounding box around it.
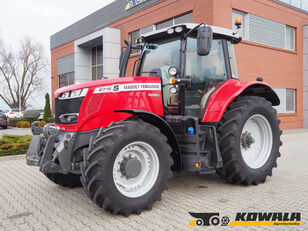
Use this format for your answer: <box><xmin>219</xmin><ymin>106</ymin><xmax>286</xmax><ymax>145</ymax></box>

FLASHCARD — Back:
<box><xmin>273</xmin><ymin>88</ymin><xmax>296</xmax><ymax>113</ymax></box>
<box><xmin>131</xmin><ymin>30</ymin><xmax>140</xmax><ymax>54</ymax></box>
<box><xmin>286</xmin><ymin>26</ymin><xmax>296</xmax><ymax>50</ymax></box>
<box><xmin>232</xmin><ymin>10</ymin><xmax>247</xmax><ymax>39</ymax></box>
<box><xmin>91</xmin><ymin>45</ymin><xmax>103</xmax><ymax>80</ymax></box>
<box><xmin>156</xmin><ymin>19</ymin><xmax>173</xmax><ymax>30</ymax></box>
<box><xmin>129</xmin><ymin>12</ymin><xmax>193</xmax><ymax>53</ymax></box>
<box><xmin>227</xmin><ymin>41</ymin><xmax>238</xmax><ymax>78</ymax></box>
<box><xmin>140</xmin><ymin>25</ymin><xmax>154</xmax><ymax>34</ymax></box>
<box><xmin>175</xmin><ymin>12</ymin><xmax>193</xmax><ymax>24</ymax></box>
<box><xmin>232</xmin><ymin>10</ymin><xmax>296</xmax><ymax>50</ymax></box>
<box><xmin>277</xmin><ymin>0</ymin><xmax>308</xmax><ymax>11</ymax></box>
<box><xmin>139</xmin><ymin>36</ymin><xmax>181</xmax><ymax>113</ymax></box>
<box><xmin>286</xmin><ymin>89</ymin><xmax>296</xmax><ymax>112</ymax></box>
<box><xmin>59</xmin><ymin>72</ymin><xmax>74</xmax><ymax>88</ymax></box>
<box><xmin>185</xmin><ymin>39</ymin><xmax>227</xmax><ymax>117</ymax></box>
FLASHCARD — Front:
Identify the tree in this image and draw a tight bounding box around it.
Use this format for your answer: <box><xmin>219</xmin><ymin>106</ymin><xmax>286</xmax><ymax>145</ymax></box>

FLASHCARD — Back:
<box><xmin>0</xmin><ymin>37</ymin><xmax>47</xmax><ymax>110</ymax></box>
<box><xmin>43</xmin><ymin>93</ymin><xmax>52</xmax><ymax>122</ymax></box>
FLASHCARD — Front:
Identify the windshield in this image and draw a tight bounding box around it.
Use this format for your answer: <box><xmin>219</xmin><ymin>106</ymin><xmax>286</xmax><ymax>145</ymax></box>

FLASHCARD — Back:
<box><xmin>139</xmin><ymin>36</ymin><xmax>181</xmax><ymax>110</ymax></box>
<box><xmin>139</xmin><ymin>36</ymin><xmax>180</xmax><ymax>80</ymax></box>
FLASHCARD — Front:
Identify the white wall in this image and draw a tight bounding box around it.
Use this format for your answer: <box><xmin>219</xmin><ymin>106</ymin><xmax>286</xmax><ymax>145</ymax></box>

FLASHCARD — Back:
<box><xmin>74</xmin><ymin>27</ymin><xmax>121</xmax><ymax>83</ymax></box>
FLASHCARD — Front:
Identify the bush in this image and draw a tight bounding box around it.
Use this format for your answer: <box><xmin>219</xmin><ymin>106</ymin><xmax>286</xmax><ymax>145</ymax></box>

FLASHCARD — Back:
<box><xmin>43</xmin><ymin>93</ymin><xmax>52</xmax><ymax>122</ymax></box>
<box><xmin>23</xmin><ymin>110</ymin><xmax>40</xmax><ymax>121</ymax></box>
<box><xmin>38</xmin><ymin>121</ymin><xmax>47</xmax><ymax>127</ymax></box>
<box><xmin>46</xmin><ymin>117</ymin><xmax>55</xmax><ymax>123</ymax></box>
<box><xmin>16</xmin><ymin>121</ymin><xmax>31</xmax><ymax>128</ymax></box>
<box><xmin>0</xmin><ymin>135</ymin><xmax>32</xmax><ymax>156</ymax></box>
<box><xmin>8</xmin><ymin>118</ymin><xmax>30</xmax><ymax>127</ymax></box>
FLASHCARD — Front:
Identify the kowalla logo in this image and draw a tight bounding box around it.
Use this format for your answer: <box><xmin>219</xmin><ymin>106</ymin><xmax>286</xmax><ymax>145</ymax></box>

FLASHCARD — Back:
<box><xmin>125</xmin><ymin>0</ymin><xmax>149</xmax><ymax>10</ymax></box>
<box><xmin>188</xmin><ymin>212</ymin><xmax>301</xmax><ymax>227</ymax></box>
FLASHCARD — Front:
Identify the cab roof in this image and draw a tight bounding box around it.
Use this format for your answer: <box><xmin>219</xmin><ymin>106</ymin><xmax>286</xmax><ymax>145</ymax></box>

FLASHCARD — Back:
<box><xmin>141</xmin><ymin>23</ymin><xmax>240</xmax><ymax>41</ymax></box>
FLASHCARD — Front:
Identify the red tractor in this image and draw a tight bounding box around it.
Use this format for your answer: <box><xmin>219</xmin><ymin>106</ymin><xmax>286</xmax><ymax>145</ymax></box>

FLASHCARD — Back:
<box><xmin>27</xmin><ymin>22</ymin><xmax>282</xmax><ymax>216</ymax></box>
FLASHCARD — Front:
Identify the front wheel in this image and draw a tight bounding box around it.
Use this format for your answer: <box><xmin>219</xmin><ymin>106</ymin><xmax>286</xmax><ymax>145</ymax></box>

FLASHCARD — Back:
<box><xmin>217</xmin><ymin>96</ymin><xmax>282</xmax><ymax>185</ymax></box>
<box><xmin>44</xmin><ymin>173</ymin><xmax>82</xmax><ymax>188</ymax></box>
<box><xmin>81</xmin><ymin>119</ymin><xmax>173</xmax><ymax>216</ymax></box>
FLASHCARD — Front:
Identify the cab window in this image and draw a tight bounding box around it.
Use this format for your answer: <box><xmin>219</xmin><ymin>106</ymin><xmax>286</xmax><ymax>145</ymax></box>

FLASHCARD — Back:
<box><xmin>185</xmin><ymin>38</ymin><xmax>227</xmax><ymax>117</ymax></box>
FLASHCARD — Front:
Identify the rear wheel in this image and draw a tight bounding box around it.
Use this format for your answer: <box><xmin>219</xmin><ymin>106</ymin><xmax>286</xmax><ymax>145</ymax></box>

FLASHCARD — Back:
<box><xmin>217</xmin><ymin>96</ymin><xmax>282</xmax><ymax>185</ymax></box>
<box><xmin>44</xmin><ymin>173</ymin><xmax>82</xmax><ymax>188</ymax></box>
<box><xmin>81</xmin><ymin>119</ymin><xmax>173</xmax><ymax>216</ymax></box>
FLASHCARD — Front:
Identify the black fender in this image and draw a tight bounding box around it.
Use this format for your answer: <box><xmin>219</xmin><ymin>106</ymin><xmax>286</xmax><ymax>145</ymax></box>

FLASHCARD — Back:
<box><xmin>238</xmin><ymin>84</ymin><xmax>280</xmax><ymax>106</ymax></box>
<box><xmin>115</xmin><ymin>109</ymin><xmax>182</xmax><ymax>171</ymax></box>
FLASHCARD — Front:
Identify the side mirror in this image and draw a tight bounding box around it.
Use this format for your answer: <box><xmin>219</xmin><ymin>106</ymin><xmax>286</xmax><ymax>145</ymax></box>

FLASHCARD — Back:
<box><xmin>197</xmin><ymin>26</ymin><xmax>213</xmax><ymax>56</ymax></box>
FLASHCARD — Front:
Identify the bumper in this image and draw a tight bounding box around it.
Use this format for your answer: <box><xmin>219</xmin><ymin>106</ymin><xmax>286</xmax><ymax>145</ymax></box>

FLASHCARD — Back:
<box><xmin>26</xmin><ymin>123</ymin><xmax>77</xmax><ymax>174</ymax></box>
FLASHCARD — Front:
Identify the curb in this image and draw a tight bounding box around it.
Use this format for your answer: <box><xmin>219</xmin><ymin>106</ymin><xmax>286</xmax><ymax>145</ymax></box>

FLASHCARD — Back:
<box><xmin>0</xmin><ymin>154</ymin><xmax>26</xmax><ymax>161</ymax></box>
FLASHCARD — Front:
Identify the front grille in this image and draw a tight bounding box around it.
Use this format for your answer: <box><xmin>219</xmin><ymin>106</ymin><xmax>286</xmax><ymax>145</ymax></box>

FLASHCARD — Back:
<box><xmin>55</xmin><ymin>97</ymin><xmax>84</xmax><ymax>124</ymax></box>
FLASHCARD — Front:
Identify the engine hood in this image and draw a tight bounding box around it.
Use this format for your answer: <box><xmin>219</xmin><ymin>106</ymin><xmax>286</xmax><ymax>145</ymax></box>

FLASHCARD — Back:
<box><xmin>55</xmin><ymin>77</ymin><xmax>159</xmax><ymax>98</ymax></box>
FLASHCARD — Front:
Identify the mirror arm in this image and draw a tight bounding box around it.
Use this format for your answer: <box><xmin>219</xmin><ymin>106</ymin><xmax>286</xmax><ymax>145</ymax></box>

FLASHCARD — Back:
<box><xmin>183</xmin><ymin>23</ymin><xmax>205</xmax><ymax>39</ymax></box>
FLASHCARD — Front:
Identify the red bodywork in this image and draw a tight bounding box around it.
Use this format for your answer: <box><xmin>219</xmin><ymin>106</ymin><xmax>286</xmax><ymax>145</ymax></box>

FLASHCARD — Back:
<box><xmin>54</xmin><ymin>77</ymin><xmax>274</xmax><ymax>131</ymax></box>
<box><xmin>55</xmin><ymin>77</ymin><xmax>163</xmax><ymax>132</ymax></box>
<box><xmin>201</xmin><ymin>79</ymin><xmax>274</xmax><ymax>122</ymax></box>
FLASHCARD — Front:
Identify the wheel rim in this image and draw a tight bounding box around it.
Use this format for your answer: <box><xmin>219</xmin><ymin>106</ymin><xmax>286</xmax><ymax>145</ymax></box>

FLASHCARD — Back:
<box><xmin>240</xmin><ymin>114</ymin><xmax>273</xmax><ymax>169</ymax></box>
<box><xmin>113</xmin><ymin>141</ymin><xmax>159</xmax><ymax>198</ymax></box>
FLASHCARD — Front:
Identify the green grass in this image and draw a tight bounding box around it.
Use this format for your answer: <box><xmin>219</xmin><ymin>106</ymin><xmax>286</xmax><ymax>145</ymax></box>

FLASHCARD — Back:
<box><xmin>0</xmin><ymin>135</ymin><xmax>32</xmax><ymax>157</ymax></box>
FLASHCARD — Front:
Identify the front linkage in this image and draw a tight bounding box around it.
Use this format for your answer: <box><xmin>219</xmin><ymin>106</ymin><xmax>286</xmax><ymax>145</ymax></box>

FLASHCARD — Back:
<box><xmin>27</xmin><ymin>122</ymin><xmax>81</xmax><ymax>175</ymax></box>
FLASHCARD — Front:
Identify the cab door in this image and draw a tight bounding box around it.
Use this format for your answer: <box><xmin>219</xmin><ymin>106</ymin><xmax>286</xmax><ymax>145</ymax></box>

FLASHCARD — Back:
<box><xmin>184</xmin><ymin>38</ymin><xmax>231</xmax><ymax>117</ymax></box>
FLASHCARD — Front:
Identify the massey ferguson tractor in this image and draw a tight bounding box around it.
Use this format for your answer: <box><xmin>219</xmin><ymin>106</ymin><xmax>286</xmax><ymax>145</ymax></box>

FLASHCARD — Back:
<box><xmin>27</xmin><ymin>20</ymin><xmax>282</xmax><ymax>216</ymax></box>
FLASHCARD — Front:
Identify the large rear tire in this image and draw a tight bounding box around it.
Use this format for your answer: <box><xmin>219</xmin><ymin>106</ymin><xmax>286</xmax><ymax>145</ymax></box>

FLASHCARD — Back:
<box><xmin>216</xmin><ymin>96</ymin><xmax>282</xmax><ymax>185</ymax></box>
<box><xmin>44</xmin><ymin>173</ymin><xmax>82</xmax><ymax>188</ymax></box>
<box><xmin>80</xmin><ymin>119</ymin><xmax>173</xmax><ymax>216</ymax></box>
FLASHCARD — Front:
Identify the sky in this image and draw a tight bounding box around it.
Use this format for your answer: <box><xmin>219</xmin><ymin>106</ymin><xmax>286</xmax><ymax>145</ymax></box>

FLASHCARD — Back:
<box><xmin>0</xmin><ymin>0</ymin><xmax>116</xmax><ymax>110</ymax></box>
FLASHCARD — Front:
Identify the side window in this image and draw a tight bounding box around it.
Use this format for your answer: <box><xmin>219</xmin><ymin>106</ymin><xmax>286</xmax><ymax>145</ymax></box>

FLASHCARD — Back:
<box><xmin>227</xmin><ymin>41</ymin><xmax>239</xmax><ymax>78</ymax></box>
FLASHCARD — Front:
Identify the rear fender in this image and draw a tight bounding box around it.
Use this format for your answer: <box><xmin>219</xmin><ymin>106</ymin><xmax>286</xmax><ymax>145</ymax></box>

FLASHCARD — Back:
<box><xmin>201</xmin><ymin>79</ymin><xmax>280</xmax><ymax>123</ymax></box>
<box><xmin>115</xmin><ymin>109</ymin><xmax>181</xmax><ymax>171</ymax></box>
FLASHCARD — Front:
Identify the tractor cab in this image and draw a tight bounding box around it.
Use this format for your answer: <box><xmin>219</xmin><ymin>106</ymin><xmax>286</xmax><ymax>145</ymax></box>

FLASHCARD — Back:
<box><xmin>120</xmin><ymin>23</ymin><xmax>242</xmax><ymax>117</ymax></box>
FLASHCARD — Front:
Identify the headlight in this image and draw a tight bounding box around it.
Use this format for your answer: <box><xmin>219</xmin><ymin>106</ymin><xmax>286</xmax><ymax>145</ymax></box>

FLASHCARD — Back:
<box><xmin>168</xmin><ymin>67</ymin><xmax>178</xmax><ymax>76</ymax></box>
<box><xmin>71</xmin><ymin>89</ymin><xmax>82</xmax><ymax>98</ymax></box>
<box><xmin>60</xmin><ymin>91</ymin><xmax>70</xmax><ymax>99</ymax></box>
<box><xmin>59</xmin><ymin>88</ymin><xmax>88</xmax><ymax>99</ymax></box>
<box><xmin>175</xmin><ymin>26</ymin><xmax>183</xmax><ymax>33</ymax></box>
<box><xmin>167</xmin><ymin>28</ymin><xmax>175</xmax><ymax>34</ymax></box>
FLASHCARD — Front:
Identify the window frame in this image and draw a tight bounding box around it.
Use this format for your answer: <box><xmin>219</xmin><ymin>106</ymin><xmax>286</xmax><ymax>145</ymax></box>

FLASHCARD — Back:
<box><xmin>129</xmin><ymin>12</ymin><xmax>193</xmax><ymax>54</ymax></box>
<box><xmin>59</xmin><ymin>72</ymin><xmax>75</xmax><ymax>88</ymax></box>
<box><xmin>232</xmin><ymin>9</ymin><xmax>296</xmax><ymax>51</ymax></box>
<box><xmin>232</xmin><ymin>9</ymin><xmax>248</xmax><ymax>40</ymax></box>
<box><xmin>285</xmin><ymin>25</ymin><xmax>296</xmax><ymax>51</ymax></box>
<box><xmin>286</xmin><ymin>88</ymin><xmax>296</xmax><ymax>113</ymax></box>
<box><xmin>273</xmin><ymin>88</ymin><xmax>296</xmax><ymax>114</ymax></box>
<box><xmin>91</xmin><ymin>45</ymin><xmax>103</xmax><ymax>80</ymax></box>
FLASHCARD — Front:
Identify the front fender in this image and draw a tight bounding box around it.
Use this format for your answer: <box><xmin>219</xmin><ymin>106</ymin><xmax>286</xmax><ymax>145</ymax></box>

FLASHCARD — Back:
<box><xmin>201</xmin><ymin>79</ymin><xmax>280</xmax><ymax>123</ymax></box>
<box><xmin>115</xmin><ymin>109</ymin><xmax>181</xmax><ymax>171</ymax></box>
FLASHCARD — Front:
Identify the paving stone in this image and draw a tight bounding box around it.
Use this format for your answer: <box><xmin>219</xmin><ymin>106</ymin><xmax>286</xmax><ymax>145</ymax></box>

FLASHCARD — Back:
<box><xmin>0</xmin><ymin>132</ymin><xmax>307</xmax><ymax>230</ymax></box>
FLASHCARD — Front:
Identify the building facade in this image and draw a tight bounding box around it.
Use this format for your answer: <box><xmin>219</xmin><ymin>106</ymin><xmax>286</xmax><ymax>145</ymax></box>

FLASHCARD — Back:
<box><xmin>50</xmin><ymin>0</ymin><xmax>308</xmax><ymax>129</ymax></box>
